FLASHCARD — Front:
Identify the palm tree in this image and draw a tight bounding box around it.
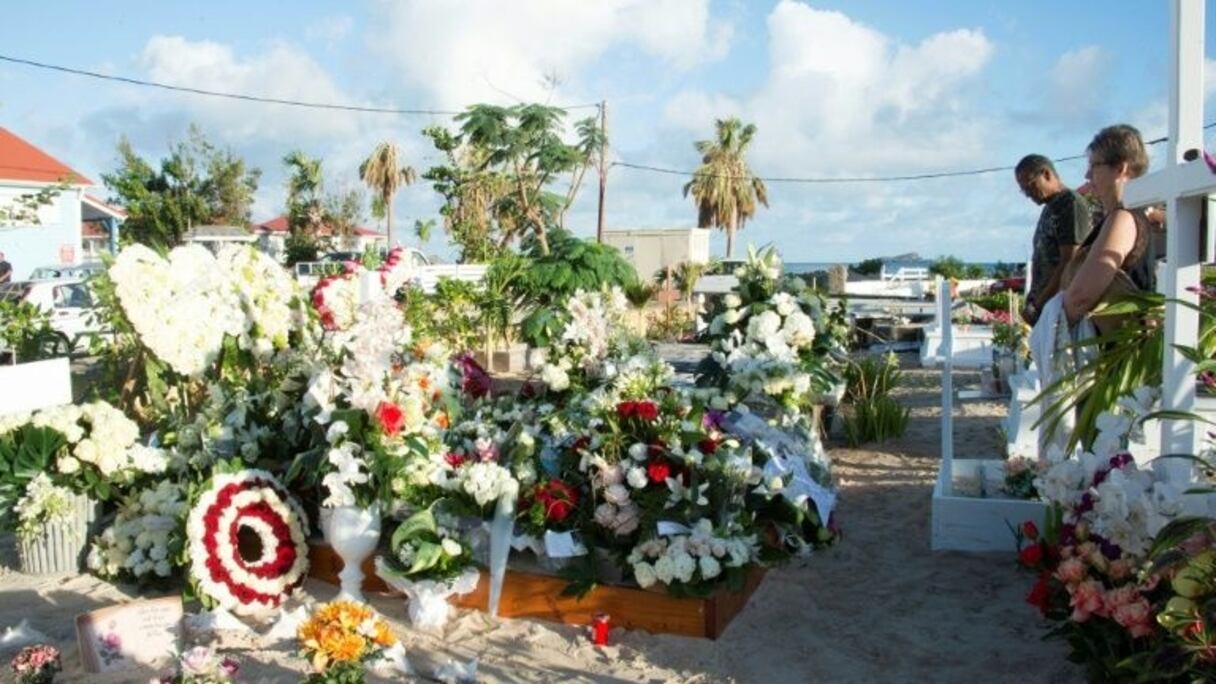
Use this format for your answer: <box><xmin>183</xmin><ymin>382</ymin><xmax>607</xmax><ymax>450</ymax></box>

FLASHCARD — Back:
<box><xmin>682</xmin><ymin>118</ymin><xmax>768</xmax><ymax>258</ymax></box>
<box><xmin>358</xmin><ymin>142</ymin><xmax>416</xmax><ymax>247</ymax></box>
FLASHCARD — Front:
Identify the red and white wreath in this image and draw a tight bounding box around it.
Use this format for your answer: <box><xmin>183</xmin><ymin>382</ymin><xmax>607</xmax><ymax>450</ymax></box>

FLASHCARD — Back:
<box><xmin>188</xmin><ymin>470</ymin><xmax>310</xmax><ymax>616</ymax></box>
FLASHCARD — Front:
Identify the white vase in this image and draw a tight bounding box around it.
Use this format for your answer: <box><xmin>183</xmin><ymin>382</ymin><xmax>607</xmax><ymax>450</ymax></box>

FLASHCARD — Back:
<box><xmin>324</xmin><ymin>505</ymin><xmax>381</xmax><ymax>603</ymax></box>
<box><xmin>18</xmin><ymin>493</ymin><xmax>101</xmax><ymax>575</ymax></box>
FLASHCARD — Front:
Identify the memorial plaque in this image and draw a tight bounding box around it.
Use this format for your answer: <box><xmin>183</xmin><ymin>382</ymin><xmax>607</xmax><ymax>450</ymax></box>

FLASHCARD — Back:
<box><xmin>75</xmin><ymin>596</ymin><xmax>183</xmax><ymax>673</ymax></box>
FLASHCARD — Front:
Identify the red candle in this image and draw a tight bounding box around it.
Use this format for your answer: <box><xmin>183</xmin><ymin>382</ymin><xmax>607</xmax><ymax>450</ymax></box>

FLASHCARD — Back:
<box><xmin>591</xmin><ymin>612</ymin><xmax>610</xmax><ymax>645</ymax></box>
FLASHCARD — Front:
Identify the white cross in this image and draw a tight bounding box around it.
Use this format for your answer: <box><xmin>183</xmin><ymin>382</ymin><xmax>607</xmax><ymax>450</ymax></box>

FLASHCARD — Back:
<box><xmin>1122</xmin><ymin>0</ymin><xmax>1207</xmax><ymax>481</ymax></box>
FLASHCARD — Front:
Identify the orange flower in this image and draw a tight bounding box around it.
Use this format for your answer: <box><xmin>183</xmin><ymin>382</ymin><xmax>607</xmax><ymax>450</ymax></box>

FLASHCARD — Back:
<box><xmin>418</xmin><ymin>376</ymin><xmax>431</xmax><ymax>392</ymax></box>
<box><xmin>321</xmin><ymin>632</ymin><xmax>366</xmax><ymax>663</ymax></box>
<box><xmin>435</xmin><ymin>412</ymin><xmax>450</xmax><ymax>429</ymax></box>
<box><xmin>372</xmin><ymin>621</ymin><xmax>397</xmax><ymax>647</ymax></box>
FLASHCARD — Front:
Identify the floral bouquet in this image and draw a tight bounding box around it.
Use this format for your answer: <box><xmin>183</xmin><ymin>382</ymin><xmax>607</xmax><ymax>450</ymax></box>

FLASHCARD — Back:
<box><xmin>698</xmin><ymin>245</ymin><xmax>838</xmax><ymax>421</ymax></box>
<box><xmin>297</xmin><ymin>601</ymin><xmax>398</xmax><ymax>684</ymax></box>
<box><xmin>532</xmin><ymin>287</ymin><xmax>642</xmax><ymax>394</ymax></box>
<box><xmin>9</xmin><ymin>644</ymin><xmax>60</xmax><ymax>684</ymax></box>
<box><xmin>375</xmin><ymin>504</ymin><xmax>480</xmax><ymax>629</ymax></box>
<box><xmin>1002</xmin><ymin>456</ymin><xmax>1041</xmax><ymax>500</ymax></box>
<box><xmin>627</xmin><ymin>519</ymin><xmax>757</xmax><ymax>597</ymax></box>
<box><xmin>152</xmin><ymin>646</ymin><xmax>240</xmax><ymax>684</ymax></box>
<box><xmin>88</xmin><ymin>480</ymin><xmax>189</xmax><ymax>581</ymax></box>
<box><xmin>1017</xmin><ymin>387</ymin><xmax>1190</xmax><ymax>680</ymax></box>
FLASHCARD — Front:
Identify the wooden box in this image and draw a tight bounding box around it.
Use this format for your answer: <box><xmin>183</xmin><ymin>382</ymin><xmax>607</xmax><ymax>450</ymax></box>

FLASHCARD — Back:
<box><xmin>308</xmin><ymin>542</ymin><xmax>765</xmax><ymax>639</ymax></box>
<box><xmin>930</xmin><ymin>459</ymin><xmax>1048</xmax><ymax>553</ymax></box>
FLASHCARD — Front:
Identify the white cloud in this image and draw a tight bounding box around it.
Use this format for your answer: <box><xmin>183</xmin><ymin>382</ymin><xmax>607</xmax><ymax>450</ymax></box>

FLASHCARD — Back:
<box><xmin>1041</xmin><ymin>46</ymin><xmax>1112</xmax><ymax>123</ymax></box>
<box><xmin>663</xmin><ymin>1</ymin><xmax>994</xmax><ymax>176</ymax></box>
<box><xmin>138</xmin><ymin>35</ymin><xmax>366</xmax><ymax>143</ymax></box>
<box><xmin>305</xmin><ymin>15</ymin><xmax>355</xmax><ymax>47</ymax></box>
<box><xmin>366</xmin><ymin>0</ymin><xmax>733</xmax><ymax>109</ymax></box>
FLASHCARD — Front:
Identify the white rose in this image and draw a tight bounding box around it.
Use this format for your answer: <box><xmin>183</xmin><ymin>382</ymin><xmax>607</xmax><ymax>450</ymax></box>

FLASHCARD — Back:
<box><xmin>633</xmin><ymin>561</ymin><xmax>657</xmax><ymax>588</ymax></box>
<box><xmin>724</xmin><ymin>294</ymin><xmax>742</xmax><ymax>309</ymax></box>
<box><xmin>723</xmin><ymin>309</ymin><xmax>741</xmax><ymax>325</ymax></box>
<box><xmin>441</xmin><ymin>538</ymin><xmax>464</xmax><ymax>557</ymax></box>
<box><xmin>604</xmin><ymin>484</ymin><xmax>630</xmax><ymax>506</ymax></box>
<box><xmin>628</xmin><ymin>443</ymin><xmax>649</xmax><ymax>461</ymax></box>
<box><xmin>699</xmin><ymin>554</ymin><xmax>722</xmax><ymax>579</ymax></box>
<box><xmin>57</xmin><ymin>456</ymin><xmax>81</xmax><ymax>474</ymax></box>
<box><xmin>673</xmin><ymin>552</ymin><xmax>696</xmax><ymax>583</ymax></box>
<box><xmin>626</xmin><ymin>467</ymin><xmax>649</xmax><ymax>489</ymax></box>
<box><xmin>326</xmin><ymin>421</ymin><xmax>350</xmax><ymax>445</ymax></box>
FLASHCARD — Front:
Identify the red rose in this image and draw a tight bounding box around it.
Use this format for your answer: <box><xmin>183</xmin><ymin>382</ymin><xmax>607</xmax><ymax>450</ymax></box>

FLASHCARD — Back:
<box><xmin>1018</xmin><ymin>543</ymin><xmax>1043</xmax><ymax>568</ymax></box>
<box><xmin>1025</xmin><ymin>573</ymin><xmax>1052</xmax><ymax>616</ymax></box>
<box><xmin>535</xmin><ymin>479</ymin><xmax>578</xmax><ymax>523</ymax></box>
<box><xmin>647</xmin><ymin>461</ymin><xmax>671</xmax><ymax>484</ymax></box>
<box><xmin>444</xmin><ymin>452</ymin><xmax>467</xmax><ymax>468</ymax></box>
<box><xmin>1022</xmin><ymin>520</ymin><xmax>1039</xmax><ymax>541</ymax></box>
<box><xmin>697</xmin><ymin>438</ymin><xmax>719</xmax><ymax>455</ymax></box>
<box><xmin>617</xmin><ymin>401</ymin><xmax>637</xmax><ymax>419</ymax></box>
<box><xmin>375</xmin><ymin>401</ymin><xmax>406</xmax><ymax>436</ymax></box>
<box><xmin>635</xmin><ymin>401</ymin><xmax>659</xmax><ymax>421</ymax></box>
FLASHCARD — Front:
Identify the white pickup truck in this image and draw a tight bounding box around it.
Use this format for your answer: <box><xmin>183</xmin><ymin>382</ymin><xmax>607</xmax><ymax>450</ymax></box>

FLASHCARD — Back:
<box><xmin>293</xmin><ymin>248</ymin><xmax>488</xmax><ymax>294</ymax></box>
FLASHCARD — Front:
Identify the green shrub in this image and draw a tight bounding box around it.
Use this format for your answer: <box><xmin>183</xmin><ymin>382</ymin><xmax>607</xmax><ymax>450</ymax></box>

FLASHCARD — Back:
<box><xmin>0</xmin><ymin>300</ymin><xmax>68</xmax><ymax>362</ymax></box>
<box><xmin>841</xmin><ymin>353</ymin><xmax>909</xmax><ymax>445</ymax></box>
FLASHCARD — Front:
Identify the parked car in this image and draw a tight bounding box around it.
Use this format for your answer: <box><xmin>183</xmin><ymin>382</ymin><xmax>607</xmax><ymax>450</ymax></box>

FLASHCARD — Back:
<box><xmin>27</xmin><ymin>262</ymin><xmax>106</xmax><ymax>281</ymax></box>
<box><xmin>0</xmin><ymin>278</ymin><xmax>102</xmax><ymax>355</ymax></box>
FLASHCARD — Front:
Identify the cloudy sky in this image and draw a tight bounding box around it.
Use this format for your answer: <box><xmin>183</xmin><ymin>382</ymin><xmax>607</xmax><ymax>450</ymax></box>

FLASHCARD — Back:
<box><xmin>2</xmin><ymin>0</ymin><xmax>1214</xmax><ymax>263</ymax></box>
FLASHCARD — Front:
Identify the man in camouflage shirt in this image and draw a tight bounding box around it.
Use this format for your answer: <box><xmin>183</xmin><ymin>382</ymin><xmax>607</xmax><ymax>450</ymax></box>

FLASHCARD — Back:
<box><xmin>1015</xmin><ymin>154</ymin><xmax>1093</xmax><ymax>324</ymax></box>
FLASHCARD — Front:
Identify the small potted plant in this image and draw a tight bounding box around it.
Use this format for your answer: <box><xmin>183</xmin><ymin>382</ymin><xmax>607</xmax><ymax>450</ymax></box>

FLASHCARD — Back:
<box><xmin>10</xmin><ymin>644</ymin><xmax>61</xmax><ymax>684</ymax></box>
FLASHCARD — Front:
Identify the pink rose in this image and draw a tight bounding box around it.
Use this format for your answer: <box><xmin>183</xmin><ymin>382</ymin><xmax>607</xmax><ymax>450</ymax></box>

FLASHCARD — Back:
<box><xmin>1069</xmin><ymin>580</ymin><xmax>1106</xmax><ymax>622</ymax></box>
<box><xmin>1103</xmin><ymin>585</ymin><xmax>1138</xmax><ymax>612</ymax></box>
<box><xmin>1055</xmin><ymin>558</ymin><xmax>1086</xmax><ymax>585</ymax></box>
<box><xmin>1112</xmin><ymin>598</ymin><xmax>1155</xmax><ymax>639</ymax></box>
<box><xmin>1107</xmin><ymin>559</ymin><xmax>1131</xmax><ymax>581</ymax></box>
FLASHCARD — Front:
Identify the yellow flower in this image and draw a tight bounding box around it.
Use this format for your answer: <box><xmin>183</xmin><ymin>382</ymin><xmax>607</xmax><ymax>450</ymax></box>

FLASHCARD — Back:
<box><xmin>372</xmin><ymin>620</ymin><xmax>397</xmax><ymax>648</ymax></box>
<box><xmin>321</xmin><ymin>632</ymin><xmax>366</xmax><ymax>663</ymax></box>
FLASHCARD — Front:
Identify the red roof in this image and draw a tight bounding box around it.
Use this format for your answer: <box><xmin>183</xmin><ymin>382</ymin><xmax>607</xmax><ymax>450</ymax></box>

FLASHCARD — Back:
<box><xmin>0</xmin><ymin>127</ymin><xmax>93</xmax><ymax>185</ymax></box>
<box><xmin>256</xmin><ymin>214</ymin><xmax>384</xmax><ymax>238</ymax></box>
<box><xmin>83</xmin><ymin>194</ymin><xmax>127</xmax><ymax>218</ymax></box>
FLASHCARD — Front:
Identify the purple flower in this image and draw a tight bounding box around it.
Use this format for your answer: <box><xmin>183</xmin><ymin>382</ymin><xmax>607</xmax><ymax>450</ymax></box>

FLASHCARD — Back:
<box><xmin>702</xmin><ymin>410</ymin><xmax>726</xmax><ymax>431</ymax></box>
<box><xmin>220</xmin><ymin>656</ymin><xmax>240</xmax><ymax>677</ymax></box>
<box><xmin>1076</xmin><ymin>493</ymin><xmax>1095</xmax><ymax>515</ymax></box>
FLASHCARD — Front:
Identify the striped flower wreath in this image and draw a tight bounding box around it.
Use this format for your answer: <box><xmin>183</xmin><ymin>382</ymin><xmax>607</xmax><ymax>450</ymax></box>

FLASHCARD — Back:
<box><xmin>188</xmin><ymin>470</ymin><xmax>310</xmax><ymax>616</ymax></box>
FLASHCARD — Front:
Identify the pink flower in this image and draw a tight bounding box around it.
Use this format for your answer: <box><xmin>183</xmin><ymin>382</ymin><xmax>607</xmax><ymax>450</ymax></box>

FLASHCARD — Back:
<box><xmin>1069</xmin><ymin>580</ymin><xmax>1106</xmax><ymax>622</ymax></box>
<box><xmin>1055</xmin><ymin>558</ymin><xmax>1086</xmax><ymax>585</ymax></box>
<box><xmin>1106</xmin><ymin>559</ymin><xmax>1131</xmax><ymax>581</ymax></box>
<box><xmin>1111</xmin><ymin>597</ymin><xmax>1155</xmax><ymax>639</ymax></box>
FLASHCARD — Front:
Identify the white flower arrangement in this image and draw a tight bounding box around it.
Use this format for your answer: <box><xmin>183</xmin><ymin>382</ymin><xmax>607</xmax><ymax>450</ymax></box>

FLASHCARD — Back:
<box><xmin>88</xmin><ymin>480</ymin><xmax>188</xmax><ymax>580</ymax></box>
<box><xmin>627</xmin><ymin>520</ymin><xmax>756</xmax><ymax>589</ymax></box>
<box><xmin>536</xmin><ymin>287</ymin><xmax>635</xmax><ymax>392</ymax></box>
<box><xmin>109</xmin><ymin>244</ymin><xmax>247</xmax><ymax>377</ymax></box>
<box><xmin>2</xmin><ymin>401</ymin><xmax>161</xmax><ymax>486</ymax></box>
<box><xmin>14</xmin><ymin>473</ymin><xmax>75</xmax><ymax>538</ymax></box>
<box><xmin>187</xmin><ymin>470</ymin><xmax>310</xmax><ymax>615</ymax></box>
<box><xmin>1034</xmin><ymin>386</ymin><xmax>1184</xmax><ymax>557</ymax></box>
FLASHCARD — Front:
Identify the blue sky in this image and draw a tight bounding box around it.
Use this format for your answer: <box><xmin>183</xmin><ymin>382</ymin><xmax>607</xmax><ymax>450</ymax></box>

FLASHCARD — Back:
<box><xmin>1</xmin><ymin>0</ymin><xmax>1214</xmax><ymax>263</ymax></box>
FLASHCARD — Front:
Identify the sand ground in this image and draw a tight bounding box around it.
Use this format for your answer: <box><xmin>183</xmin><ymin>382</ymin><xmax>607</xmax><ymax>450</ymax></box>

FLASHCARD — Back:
<box><xmin>0</xmin><ymin>359</ymin><xmax>1082</xmax><ymax>683</ymax></box>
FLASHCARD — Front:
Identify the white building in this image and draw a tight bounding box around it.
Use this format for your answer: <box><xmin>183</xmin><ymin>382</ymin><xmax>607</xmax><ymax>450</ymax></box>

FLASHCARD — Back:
<box><xmin>0</xmin><ymin>127</ymin><xmax>124</xmax><ymax>280</ymax></box>
<box><xmin>603</xmin><ymin>227</ymin><xmax>711</xmax><ymax>281</ymax></box>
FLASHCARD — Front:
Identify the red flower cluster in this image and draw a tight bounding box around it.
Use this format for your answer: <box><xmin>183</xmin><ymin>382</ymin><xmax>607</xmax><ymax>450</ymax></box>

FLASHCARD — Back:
<box><xmin>647</xmin><ymin>460</ymin><xmax>671</xmax><ymax>484</ymax></box>
<box><xmin>617</xmin><ymin>400</ymin><xmax>659</xmax><ymax>422</ymax></box>
<box><xmin>312</xmin><ymin>277</ymin><xmax>340</xmax><ymax>331</ymax></box>
<box><xmin>375</xmin><ymin>401</ymin><xmax>405</xmax><ymax>436</ymax></box>
<box><xmin>534</xmin><ymin>479</ymin><xmax>579</xmax><ymax>523</ymax></box>
<box><xmin>199</xmin><ymin>478</ymin><xmax>303</xmax><ymax>611</ymax></box>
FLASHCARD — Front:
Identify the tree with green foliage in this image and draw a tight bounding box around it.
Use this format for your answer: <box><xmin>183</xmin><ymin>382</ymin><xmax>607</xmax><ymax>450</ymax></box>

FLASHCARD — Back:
<box><xmin>929</xmin><ymin>255</ymin><xmax>970</xmax><ymax>280</ymax></box>
<box><xmin>515</xmin><ymin>228</ymin><xmax>639</xmax><ymax>347</ymax></box>
<box><xmin>854</xmin><ymin>258</ymin><xmax>883</xmax><ymax>276</ymax></box>
<box><xmin>422</xmin><ymin>103</ymin><xmax>603</xmax><ymax>259</ymax></box>
<box><xmin>359</xmin><ymin>141</ymin><xmax>416</xmax><ymax>248</ymax></box>
<box><xmin>103</xmin><ymin>126</ymin><xmax>260</xmax><ymax>247</ymax></box>
<box><xmin>281</xmin><ymin>151</ymin><xmax>366</xmax><ymax>264</ymax></box>
<box><xmin>683</xmin><ymin>117</ymin><xmax>768</xmax><ymax>258</ymax></box>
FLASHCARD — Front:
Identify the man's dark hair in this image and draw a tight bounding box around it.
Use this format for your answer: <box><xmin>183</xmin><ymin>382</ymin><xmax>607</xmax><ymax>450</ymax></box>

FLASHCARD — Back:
<box><xmin>1015</xmin><ymin>154</ymin><xmax>1056</xmax><ymax>178</ymax></box>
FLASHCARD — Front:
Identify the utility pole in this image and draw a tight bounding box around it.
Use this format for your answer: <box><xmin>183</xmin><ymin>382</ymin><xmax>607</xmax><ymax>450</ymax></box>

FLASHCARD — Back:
<box><xmin>596</xmin><ymin>99</ymin><xmax>608</xmax><ymax>243</ymax></box>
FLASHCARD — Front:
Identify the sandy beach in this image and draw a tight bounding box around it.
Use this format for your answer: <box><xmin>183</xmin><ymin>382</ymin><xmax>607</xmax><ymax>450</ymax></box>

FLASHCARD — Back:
<box><xmin>0</xmin><ymin>360</ymin><xmax>1083</xmax><ymax>683</ymax></box>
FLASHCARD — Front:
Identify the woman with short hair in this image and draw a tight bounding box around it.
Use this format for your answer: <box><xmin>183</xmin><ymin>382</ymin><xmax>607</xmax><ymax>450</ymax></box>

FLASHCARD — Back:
<box><xmin>1062</xmin><ymin>124</ymin><xmax>1154</xmax><ymax>324</ymax></box>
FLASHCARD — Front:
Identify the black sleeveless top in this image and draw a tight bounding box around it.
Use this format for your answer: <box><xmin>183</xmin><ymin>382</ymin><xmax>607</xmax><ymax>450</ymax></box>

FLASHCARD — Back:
<box><xmin>1082</xmin><ymin>207</ymin><xmax>1155</xmax><ymax>292</ymax></box>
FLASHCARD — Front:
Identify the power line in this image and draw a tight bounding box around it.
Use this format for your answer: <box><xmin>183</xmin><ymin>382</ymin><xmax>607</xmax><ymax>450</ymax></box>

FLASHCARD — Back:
<box><xmin>610</xmin><ymin>129</ymin><xmax>1208</xmax><ymax>184</ymax></box>
<box><xmin>0</xmin><ymin>54</ymin><xmax>601</xmax><ymax>115</ymax></box>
